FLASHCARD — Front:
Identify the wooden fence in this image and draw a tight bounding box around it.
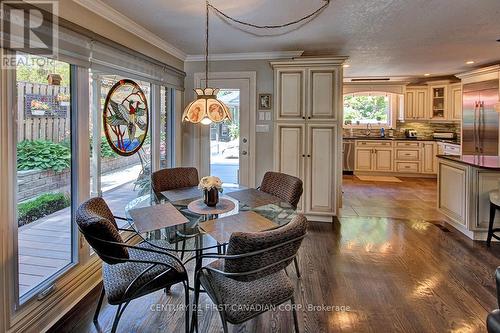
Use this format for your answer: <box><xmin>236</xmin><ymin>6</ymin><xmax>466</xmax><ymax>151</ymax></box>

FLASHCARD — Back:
<box><xmin>17</xmin><ymin>82</ymin><xmax>71</xmax><ymax>143</ymax></box>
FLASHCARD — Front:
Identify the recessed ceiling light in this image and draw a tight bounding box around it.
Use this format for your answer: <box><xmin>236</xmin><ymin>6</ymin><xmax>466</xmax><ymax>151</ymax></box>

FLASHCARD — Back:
<box><xmin>343</xmin><ymin>64</ymin><xmax>350</xmax><ymax>68</ymax></box>
<box><xmin>466</xmin><ymin>60</ymin><xmax>475</xmax><ymax>65</ymax></box>
<box><xmin>424</xmin><ymin>73</ymin><xmax>430</xmax><ymax>76</ymax></box>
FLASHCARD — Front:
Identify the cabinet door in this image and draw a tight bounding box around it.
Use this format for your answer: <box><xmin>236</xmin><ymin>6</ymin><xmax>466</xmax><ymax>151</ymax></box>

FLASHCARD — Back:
<box><xmin>309</xmin><ymin>69</ymin><xmax>337</xmax><ymax>121</ymax></box>
<box><xmin>422</xmin><ymin>142</ymin><xmax>437</xmax><ymax>174</ymax></box>
<box><xmin>306</xmin><ymin>125</ymin><xmax>337</xmax><ymax>215</ymax></box>
<box><xmin>355</xmin><ymin>148</ymin><xmax>373</xmax><ymax>171</ymax></box>
<box><xmin>429</xmin><ymin>85</ymin><xmax>448</xmax><ymax>120</ymax></box>
<box><xmin>405</xmin><ymin>91</ymin><xmax>415</xmax><ymax>119</ymax></box>
<box><xmin>275</xmin><ymin>124</ymin><xmax>305</xmax><ymax>210</ymax></box>
<box><xmin>374</xmin><ymin>148</ymin><xmax>393</xmax><ymax>172</ymax></box>
<box><xmin>450</xmin><ymin>85</ymin><xmax>462</xmax><ymax>120</ymax></box>
<box><xmin>276</xmin><ymin>69</ymin><xmax>305</xmax><ymax>120</ymax></box>
<box><xmin>415</xmin><ymin>89</ymin><xmax>428</xmax><ymax>119</ymax></box>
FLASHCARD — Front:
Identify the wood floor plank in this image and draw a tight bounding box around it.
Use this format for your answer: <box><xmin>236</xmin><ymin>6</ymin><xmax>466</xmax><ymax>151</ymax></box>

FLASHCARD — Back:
<box><xmin>48</xmin><ymin>177</ymin><xmax>500</xmax><ymax>332</ymax></box>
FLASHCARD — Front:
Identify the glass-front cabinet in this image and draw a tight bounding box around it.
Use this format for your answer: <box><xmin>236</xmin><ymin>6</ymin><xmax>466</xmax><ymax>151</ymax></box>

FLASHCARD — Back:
<box><xmin>429</xmin><ymin>85</ymin><xmax>448</xmax><ymax>120</ymax></box>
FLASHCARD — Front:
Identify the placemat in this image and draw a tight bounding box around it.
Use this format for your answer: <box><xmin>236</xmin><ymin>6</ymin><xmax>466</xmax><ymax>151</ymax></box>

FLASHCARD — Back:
<box><xmin>161</xmin><ymin>186</ymin><xmax>201</xmax><ymax>202</ymax></box>
<box><xmin>128</xmin><ymin>202</ymin><xmax>189</xmax><ymax>233</ymax></box>
<box><xmin>199</xmin><ymin>211</ymin><xmax>278</xmax><ymax>244</ymax></box>
<box><xmin>187</xmin><ymin>198</ymin><xmax>236</xmax><ymax>215</ymax></box>
<box><xmin>227</xmin><ymin>188</ymin><xmax>282</xmax><ymax>208</ymax></box>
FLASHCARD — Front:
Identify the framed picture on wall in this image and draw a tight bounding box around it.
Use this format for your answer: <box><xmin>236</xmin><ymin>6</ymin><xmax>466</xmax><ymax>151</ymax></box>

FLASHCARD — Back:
<box><xmin>258</xmin><ymin>93</ymin><xmax>272</xmax><ymax>110</ymax></box>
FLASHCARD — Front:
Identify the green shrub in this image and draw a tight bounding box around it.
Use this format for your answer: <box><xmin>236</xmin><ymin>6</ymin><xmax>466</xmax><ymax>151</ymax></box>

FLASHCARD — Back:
<box><xmin>17</xmin><ymin>140</ymin><xmax>70</xmax><ymax>172</ymax></box>
<box><xmin>100</xmin><ymin>136</ymin><xmax>118</xmax><ymax>158</ymax></box>
<box><xmin>18</xmin><ymin>192</ymin><xmax>70</xmax><ymax>226</ymax></box>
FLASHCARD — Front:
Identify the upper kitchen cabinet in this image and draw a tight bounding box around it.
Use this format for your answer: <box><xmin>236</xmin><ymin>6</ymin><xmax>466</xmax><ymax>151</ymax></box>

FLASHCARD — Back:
<box><xmin>449</xmin><ymin>83</ymin><xmax>462</xmax><ymax>121</ymax></box>
<box><xmin>404</xmin><ymin>86</ymin><xmax>428</xmax><ymax>120</ymax></box>
<box><xmin>272</xmin><ymin>58</ymin><xmax>345</xmax><ymax>122</ymax></box>
<box><xmin>428</xmin><ymin>83</ymin><xmax>448</xmax><ymax>120</ymax></box>
<box><xmin>308</xmin><ymin>68</ymin><xmax>341</xmax><ymax>120</ymax></box>
<box><xmin>275</xmin><ymin>68</ymin><xmax>306</xmax><ymax>120</ymax></box>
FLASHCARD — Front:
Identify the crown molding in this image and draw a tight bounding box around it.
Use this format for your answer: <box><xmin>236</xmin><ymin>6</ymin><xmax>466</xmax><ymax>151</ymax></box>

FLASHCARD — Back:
<box><xmin>185</xmin><ymin>51</ymin><xmax>304</xmax><ymax>62</ymax></box>
<box><xmin>72</xmin><ymin>0</ymin><xmax>187</xmax><ymax>61</ymax></box>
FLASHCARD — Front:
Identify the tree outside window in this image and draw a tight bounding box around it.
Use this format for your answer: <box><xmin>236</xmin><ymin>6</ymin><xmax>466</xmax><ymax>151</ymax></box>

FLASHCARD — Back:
<box><xmin>344</xmin><ymin>93</ymin><xmax>391</xmax><ymax>127</ymax></box>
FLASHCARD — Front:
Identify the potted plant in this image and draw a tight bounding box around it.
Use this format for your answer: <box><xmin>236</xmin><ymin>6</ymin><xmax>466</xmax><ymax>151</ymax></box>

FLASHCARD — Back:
<box><xmin>198</xmin><ymin>176</ymin><xmax>223</xmax><ymax>207</ymax></box>
<box><xmin>56</xmin><ymin>93</ymin><xmax>70</xmax><ymax>106</ymax></box>
<box><xmin>30</xmin><ymin>99</ymin><xmax>51</xmax><ymax>116</ymax></box>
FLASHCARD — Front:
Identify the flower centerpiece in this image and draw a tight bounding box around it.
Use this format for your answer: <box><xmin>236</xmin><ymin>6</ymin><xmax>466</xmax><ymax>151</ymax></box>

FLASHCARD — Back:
<box><xmin>198</xmin><ymin>176</ymin><xmax>223</xmax><ymax>207</ymax></box>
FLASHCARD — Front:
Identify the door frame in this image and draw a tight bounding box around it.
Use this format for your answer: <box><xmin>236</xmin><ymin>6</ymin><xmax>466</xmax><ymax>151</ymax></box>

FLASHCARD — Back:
<box><xmin>193</xmin><ymin>71</ymin><xmax>257</xmax><ymax>187</ymax></box>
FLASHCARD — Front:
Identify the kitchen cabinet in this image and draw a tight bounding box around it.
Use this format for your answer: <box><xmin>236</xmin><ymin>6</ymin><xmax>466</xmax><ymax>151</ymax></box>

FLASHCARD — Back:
<box><xmin>275</xmin><ymin>123</ymin><xmax>305</xmax><ymax>210</ymax></box>
<box><xmin>275</xmin><ymin>69</ymin><xmax>306</xmax><ymax>120</ymax></box>
<box><xmin>355</xmin><ymin>148</ymin><xmax>373</xmax><ymax>171</ymax></box>
<box><xmin>449</xmin><ymin>83</ymin><xmax>462</xmax><ymax>120</ymax></box>
<box><xmin>354</xmin><ymin>140</ymin><xmax>444</xmax><ymax>175</ymax></box>
<box><xmin>404</xmin><ymin>87</ymin><xmax>428</xmax><ymax>120</ymax></box>
<box><xmin>305</xmin><ymin>124</ymin><xmax>337</xmax><ymax>215</ymax></box>
<box><xmin>272</xmin><ymin>57</ymin><xmax>346</xmax><ymax>222</ymax></box>
<box><xmin>429</xmin><ymin>84</ymin><xmax>448</xmax><ymax>120</ymax></box>
<box><xmin>354</xmin><ymin>140</ymin><xmax>393</xmax><ymax>172</ymax></box>
<box><xmin>422</xmin><ymin>142</ymin><xmax>438</xmax><ymax>174</ymax></box>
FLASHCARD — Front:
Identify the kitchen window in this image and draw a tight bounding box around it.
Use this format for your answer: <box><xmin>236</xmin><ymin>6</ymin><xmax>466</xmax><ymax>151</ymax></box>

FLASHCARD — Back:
<box><xmin>343</xmin><ymin>93</ymin><xmax>392</xmax><ymax>128</ymax></box>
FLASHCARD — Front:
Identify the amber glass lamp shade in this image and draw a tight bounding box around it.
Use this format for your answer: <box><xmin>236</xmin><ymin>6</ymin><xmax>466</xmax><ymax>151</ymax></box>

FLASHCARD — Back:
<box><xmin>182</xmin><ymin>88</ymin><xmax>232</xmax><ymax>125</ymax></box>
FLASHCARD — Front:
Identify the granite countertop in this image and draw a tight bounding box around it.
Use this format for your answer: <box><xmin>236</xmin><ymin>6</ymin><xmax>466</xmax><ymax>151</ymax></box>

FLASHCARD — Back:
<box><xmin>437</xmin><ymin>155</ymin><xmax>500</xmax><ymax>170</ymax></box>
<box><xmin>343</xmin><ymin>136</ymin><xmax>460</xmax><ymax>145</ymax></box>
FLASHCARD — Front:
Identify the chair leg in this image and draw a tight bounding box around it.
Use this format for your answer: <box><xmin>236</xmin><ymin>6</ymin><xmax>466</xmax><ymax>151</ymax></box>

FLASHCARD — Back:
<box><xmin>488</xmin><ymin>203</ymin><xmax>497</xmax><ymax>247</ymax></box>
<box><xmin>93</xmin><ymin>286</ymin><xmax>105</xmax><ymax>327</ymax></box>
<box><xmin>293</xmin><ymin>257</ymin><xmax>301</xmax><ymax>278</ymax></box>
<box><xmin>218</xmin><ymin>310</ymin><xmax>229</xmax><ymax>333</ymax></box>
<box><xmin>111</xmin><ymin>303</ymin><xmax>122</xmax><ymax>333</ymax></box>
<box><xmin>291</xmin><ymin>297</ymin><xmax>300</xmax><ymax>333</ymax></box>
<box><xmin>190</xmin><ymin>277</ymin><xmax>201</xmax><ymax>333</ymax></box>
<box><xmin>179</xmin><ymin>281</ymin><xmax>188</xmax><ymax>333</ymax></box>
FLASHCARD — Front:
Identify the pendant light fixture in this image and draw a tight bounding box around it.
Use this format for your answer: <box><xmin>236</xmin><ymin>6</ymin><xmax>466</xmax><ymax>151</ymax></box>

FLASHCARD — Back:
<box><xmin>182</xmin><ymin>0</ymin><xmax>331</xmax><ymax>125</ymax></box>
<box><xmin>182</xmin><ymin>1</ymin><xmax>231</xmax><ymax>125</ymax></box>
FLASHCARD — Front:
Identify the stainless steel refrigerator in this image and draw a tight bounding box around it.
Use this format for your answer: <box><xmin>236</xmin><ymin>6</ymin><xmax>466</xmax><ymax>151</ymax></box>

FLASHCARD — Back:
<box><xmin>462</xmin><ymin>79</ymin><xmax>500</xmax><ymax>155</ymax></box>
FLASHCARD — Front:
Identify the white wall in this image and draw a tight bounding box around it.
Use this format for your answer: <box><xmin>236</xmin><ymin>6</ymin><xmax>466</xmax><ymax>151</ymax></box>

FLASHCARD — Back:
<box><xmin>183</xmin><ymin>59</ymin><xmax>279</xmax><ymax>185</ymax></box>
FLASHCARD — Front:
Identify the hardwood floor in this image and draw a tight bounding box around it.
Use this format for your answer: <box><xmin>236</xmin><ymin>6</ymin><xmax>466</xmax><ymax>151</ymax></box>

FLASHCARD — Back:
<box><xmin>50</xmin><ymin>177</ymin><xmax>500</xmax><ymax>332</ymax></box>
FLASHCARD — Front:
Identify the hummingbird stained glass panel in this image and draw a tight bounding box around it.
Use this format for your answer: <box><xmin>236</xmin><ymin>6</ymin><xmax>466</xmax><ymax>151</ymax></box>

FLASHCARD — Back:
<box><xmin>103</xmin><ymin>79</ymin><xmax>149</xmax><ymax>156</ymax></box>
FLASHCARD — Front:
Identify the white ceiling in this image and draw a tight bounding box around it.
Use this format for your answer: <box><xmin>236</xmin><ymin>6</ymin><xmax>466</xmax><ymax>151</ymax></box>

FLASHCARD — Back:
<box><xmin>99</xmin><ymin>0</ymin><xmax>500</xmax><ymax>77</ymax></box>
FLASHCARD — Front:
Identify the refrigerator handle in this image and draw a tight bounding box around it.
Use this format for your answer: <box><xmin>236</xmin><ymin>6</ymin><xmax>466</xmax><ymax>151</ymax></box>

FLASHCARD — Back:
<box><xmin>473</xmin><ymin>101</ymin><xmax>478</xmax><ymax>153</ymax></box>
<box><xmin>480</xmin><ymin>100</ymin><xmax>485</xmax><ymax>154</ymax></box>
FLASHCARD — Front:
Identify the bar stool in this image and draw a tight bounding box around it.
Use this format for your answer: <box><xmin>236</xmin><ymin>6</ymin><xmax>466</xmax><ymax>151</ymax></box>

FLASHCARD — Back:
<box><xmin>488</xmin><ymin>190</ymin><xmax>500</xmax><ymax>246</ymax></box>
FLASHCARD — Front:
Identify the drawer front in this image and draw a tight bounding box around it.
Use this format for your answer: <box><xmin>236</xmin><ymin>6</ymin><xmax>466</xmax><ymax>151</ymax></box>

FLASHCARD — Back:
<box><xmin>396</xmin><ymin>141</ymin><xmax>421</xmax><ymax>148</ymax></box>
<box><xmin>444</xmin><ymin>144</ymin><xmax>461</xmax><ymax>155</ymax></box>
<box><xmin>356</xmin><ymin>140</ymin><xmax>392</xmax><ymax>147</ymax></box>
<box><xmin>395</xmin><ymin>162</ymin><xmax>420</xmax><ymax>173</ymax></box>
<box><xmin>396</xmin><ymin>149</ymin><xmax>420</xmax><ymax>161</ymax></box>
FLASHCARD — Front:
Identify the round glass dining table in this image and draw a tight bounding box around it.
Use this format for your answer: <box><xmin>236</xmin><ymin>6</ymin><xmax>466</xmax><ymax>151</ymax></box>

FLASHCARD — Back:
<box><xmin>124</xmin><ymin>185</ymin><xmax>298</xmax><ymax>269</ymax></box>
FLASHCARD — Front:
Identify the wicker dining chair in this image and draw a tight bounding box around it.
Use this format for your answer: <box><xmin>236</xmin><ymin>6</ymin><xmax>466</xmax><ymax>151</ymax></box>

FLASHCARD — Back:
<box><xmin>76</xmin><ymin>197</ymin><xmax>190</xmax><ymax>333</ymax></box>
<box><xmin>151</xmin><ymin>167</ymin><xmax>199</xmax><ymax>194</ymax></box>
<box><xmin>191</xmin><ymin>214</ymin><xmax>308</xmax><ymax>333</ymax></box>
<box><xmin>258</xmin><ymin>171</ymin><xmax>304</xmax><ymax>277</ymax></box>
<box><xmin>487</xmin><ymin>267</ymin><xmax>500</xmax><ymax>333</ymax></box>
<box><xmin>151</xmin><ymin>167</ymin><xmax>200</xmax><ymax>259</ymax></box>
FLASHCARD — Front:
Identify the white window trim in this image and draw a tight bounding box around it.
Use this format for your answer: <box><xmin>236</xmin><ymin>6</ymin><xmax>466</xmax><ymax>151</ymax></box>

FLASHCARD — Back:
<box><xmin>343</xmin><ymin>92</ymin><xmax>396</xmax><ymax>129</ymax></box>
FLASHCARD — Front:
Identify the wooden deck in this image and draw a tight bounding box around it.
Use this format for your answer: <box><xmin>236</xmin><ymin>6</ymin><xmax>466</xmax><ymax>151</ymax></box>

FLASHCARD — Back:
<box><xmin>18</xmin><ymin>181</ymin><xmax>139</xmax><ymax>297</ymax></box>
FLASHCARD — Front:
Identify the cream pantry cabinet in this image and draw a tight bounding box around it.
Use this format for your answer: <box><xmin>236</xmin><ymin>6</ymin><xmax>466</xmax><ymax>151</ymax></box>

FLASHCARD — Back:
<box><xmin>273</xmin><ymin>63</ymin><xmax>342</xmax><ymax>122</ymax></box>
<box><xmin>422</xmin><ymin>142</ymin><xmax>438</xmax><ymax>174</ymax></box>
<box><xmin>274</xmin><ymin>123</ymin><xmax>338</xmax><ymax>217</ymax></box>
<box><xmin>272</xmin><ymin>57</ymin><xmax>347</xmax><ymax>222</ymax></box>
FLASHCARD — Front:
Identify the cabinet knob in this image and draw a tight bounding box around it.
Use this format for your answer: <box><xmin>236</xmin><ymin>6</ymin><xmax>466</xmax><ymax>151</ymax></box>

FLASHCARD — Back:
<box><xmin>307</xmin><ymin>154</ymin><xmax>311</xmax><ymax>157</ymax></box>
<box><xmin>308</xmin><ymin>116</ymin><xmax>311</xmax><ymax>119</ymax></box>
<box><xmin>302</xmin><ymin>116</ymin><xmax>306</xmax><ymax>119</ymax></box>
<box><xmin>302</xmin><ymin>154</ymin><xmax>305</xmax><ymax>157</ymax></box>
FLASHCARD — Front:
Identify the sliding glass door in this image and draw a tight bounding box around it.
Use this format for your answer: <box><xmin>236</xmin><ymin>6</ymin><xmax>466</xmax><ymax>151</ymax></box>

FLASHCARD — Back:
<box><xmin>14</xmin><ymin>53</ymin><xmax>76</xmax><ymax>303</ymax></box>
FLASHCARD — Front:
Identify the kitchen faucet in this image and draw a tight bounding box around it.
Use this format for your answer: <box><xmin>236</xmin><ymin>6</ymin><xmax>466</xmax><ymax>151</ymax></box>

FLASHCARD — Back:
<box><xmin>365</xmin><ymin>123</ymin><xmax>372</xmax><ymax>136</ymax></box>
